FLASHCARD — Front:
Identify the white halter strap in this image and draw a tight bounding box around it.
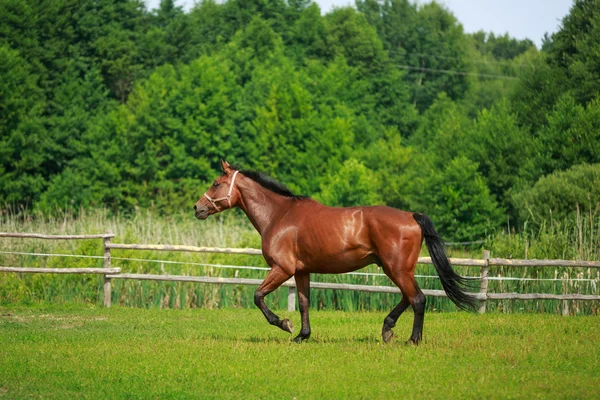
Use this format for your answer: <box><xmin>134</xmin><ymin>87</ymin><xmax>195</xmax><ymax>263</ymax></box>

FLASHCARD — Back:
<box><xmin>203</xmin><ymin>170</ymin><xmax>239</xmax><ymax>212</ymax></box>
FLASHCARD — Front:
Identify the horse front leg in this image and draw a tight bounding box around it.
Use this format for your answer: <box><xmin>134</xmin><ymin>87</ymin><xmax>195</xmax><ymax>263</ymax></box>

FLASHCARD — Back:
<box><xmin>293</xmin><ymin>272</ymin><xmax>311</xmax><ymax>343</ymax></box>
<box><xmin>254</xmin><ymin>265</ymin><xmax>294</xmax><ymax>334</ymax></box>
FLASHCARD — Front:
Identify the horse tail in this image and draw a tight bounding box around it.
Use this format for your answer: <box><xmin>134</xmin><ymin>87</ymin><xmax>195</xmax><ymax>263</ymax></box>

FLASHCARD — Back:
<box><xmin>412</xmin><ymin>212</ymin><xmax>478</xmax><ymax>312</ymax></box>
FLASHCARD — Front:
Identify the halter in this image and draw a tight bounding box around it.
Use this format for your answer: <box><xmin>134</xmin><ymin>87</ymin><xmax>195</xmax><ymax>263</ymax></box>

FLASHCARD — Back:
<box><xmin>203</xmin><ymin>170</ymin><xmax>239</xmax><ymax>212</ymax></box>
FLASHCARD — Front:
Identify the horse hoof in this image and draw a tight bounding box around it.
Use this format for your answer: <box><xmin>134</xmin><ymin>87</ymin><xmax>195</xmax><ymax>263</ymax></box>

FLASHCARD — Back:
<box><xmin>382</xmin><ymin>329</ymin><xmax>394</xmax><ymax>343</ymax></box>
<box><xmin>405</xmin><ymin>338</ymin><xmax>420</xmax><ymax>346</ymax></box>
<box><xmin>281</xmin><ymin>318</ymin><xmax>294</xmax><ymax>334</ymax></box>
<box><xmin>293</xmin><ymin>335</ymin><xmax>304</xmax><ymax>343</ymax></box>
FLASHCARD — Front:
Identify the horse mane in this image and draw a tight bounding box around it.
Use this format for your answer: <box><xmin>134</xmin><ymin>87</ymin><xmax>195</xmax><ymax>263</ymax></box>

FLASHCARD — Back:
<box><xmin>238</xmin><ymin>168</ymin><xmax>309</xmax><ymax>200</ymax></box>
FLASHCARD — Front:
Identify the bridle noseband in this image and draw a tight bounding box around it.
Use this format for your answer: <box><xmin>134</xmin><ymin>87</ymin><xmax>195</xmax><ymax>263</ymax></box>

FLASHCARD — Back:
<box><xmin>203</xmin><ymin>170</ymin><xmax>239</xmax><ymax>212</ymax></box>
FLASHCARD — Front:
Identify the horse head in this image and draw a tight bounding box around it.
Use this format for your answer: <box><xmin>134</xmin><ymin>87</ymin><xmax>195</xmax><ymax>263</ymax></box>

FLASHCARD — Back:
<box><xmin>194</xmin><ymin>159</ymin><xmax>240</xmax><ymax>219</ymax></box>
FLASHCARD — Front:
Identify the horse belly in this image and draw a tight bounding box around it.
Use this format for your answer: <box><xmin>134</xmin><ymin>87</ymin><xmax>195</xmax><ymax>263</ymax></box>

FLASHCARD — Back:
<box><xmin>298</xmin><ymin>247</ymin><xmax>377</xmax><ymax>274</ymax></box>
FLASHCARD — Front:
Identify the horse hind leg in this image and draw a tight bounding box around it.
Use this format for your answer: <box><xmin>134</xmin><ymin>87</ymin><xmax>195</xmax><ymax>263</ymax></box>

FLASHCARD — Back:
<box><xmin>381</xmin><ymin>266</ymin><xmax>426</xmax><ymax>344</ymax></box>
<box><xmin>293</xmin><ymin>272</ymin><xmax>311</xmax><ymax>343</ymax></box>
<box><xmin>382</xmin><ymin>296</ymin><xmax>410</xmax><ymax>343</ymax></box>
<box><xmin>407</xmin><ymin>284</ymin><xmax>426</xmax><ymax>344</ymax></box>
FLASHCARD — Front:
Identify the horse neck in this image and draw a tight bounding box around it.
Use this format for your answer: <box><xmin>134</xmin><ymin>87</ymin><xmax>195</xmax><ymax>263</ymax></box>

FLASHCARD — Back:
<box><xmin>235</xmin><ymin>177</ymin><xmax>290</xmax><ymax>235</ymax></box>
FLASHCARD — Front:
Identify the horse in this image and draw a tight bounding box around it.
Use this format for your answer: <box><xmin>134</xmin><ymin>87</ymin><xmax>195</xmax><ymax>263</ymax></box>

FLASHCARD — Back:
<box><xmin>194</xmin><ymin>160</ymin><xmax>477</xmax><ymax>344</ymax></box>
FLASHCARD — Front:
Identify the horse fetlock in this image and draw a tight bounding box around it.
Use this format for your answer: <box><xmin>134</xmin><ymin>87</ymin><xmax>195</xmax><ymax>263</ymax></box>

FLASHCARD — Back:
<box><xmin>293</xmin><ymin>328</ymin><xmax>311</xmax><ymax>343</ymax></box>
<box><xmin>406</xmin><ymin>335</ymin><xmax>422</xmax><ymax>346</ymax></box>
<box><xmin>292</xmin><ymin>335</ymin><xmax>304</xmax><ymax>343</ymax></box>
<box><xmin>383</xmin><ymin>316</ymin><xmax>396</xmax><ymax>329</ymax></box>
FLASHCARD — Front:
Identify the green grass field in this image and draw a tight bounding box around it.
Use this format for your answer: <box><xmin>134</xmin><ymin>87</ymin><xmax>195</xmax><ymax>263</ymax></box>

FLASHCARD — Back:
<box><xmin>1</xmin><ymin>305</ymin><xmax>598</xmax><ymax>399</ymax></box>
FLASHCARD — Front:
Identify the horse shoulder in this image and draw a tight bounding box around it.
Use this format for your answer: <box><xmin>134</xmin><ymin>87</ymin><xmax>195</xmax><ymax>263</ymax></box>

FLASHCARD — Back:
<box><xmin>261</xmin><ymin>219</ymin><xmax>300</xmax><ymax>274</ymax></box>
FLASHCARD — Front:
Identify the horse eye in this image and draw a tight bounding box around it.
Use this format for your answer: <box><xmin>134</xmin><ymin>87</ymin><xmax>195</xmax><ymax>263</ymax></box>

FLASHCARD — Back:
<box><xmin>213</xmin><ymin>181</ymin><xmax>220</xmax><ymax>187</ymax></box>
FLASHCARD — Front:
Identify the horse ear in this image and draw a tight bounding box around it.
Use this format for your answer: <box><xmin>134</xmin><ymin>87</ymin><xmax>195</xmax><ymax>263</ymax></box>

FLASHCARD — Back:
<box><xmin>220</xmin><ymin>159</ymin><xmax>231</xmax><ymax>173</ymax></box>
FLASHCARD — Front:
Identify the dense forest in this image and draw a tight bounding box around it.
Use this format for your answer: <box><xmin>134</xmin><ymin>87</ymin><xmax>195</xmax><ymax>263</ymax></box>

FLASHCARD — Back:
<box><xmin>1</xmin><ymin>0</ymin><xmax>599</xmax><ymax>241</ymax></box>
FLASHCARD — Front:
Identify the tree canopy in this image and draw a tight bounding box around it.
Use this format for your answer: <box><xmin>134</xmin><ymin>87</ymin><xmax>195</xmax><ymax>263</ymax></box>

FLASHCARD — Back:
<box><xmin>1</xmin><ymin>0</ymin><xmax>599</xmax><ymax>241</ymax></box>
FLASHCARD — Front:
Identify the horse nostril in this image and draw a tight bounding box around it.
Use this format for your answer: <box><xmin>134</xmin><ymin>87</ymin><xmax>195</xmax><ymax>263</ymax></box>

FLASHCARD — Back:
<box><xmin>194</xmin><ymin>204</ymin><xmax>197</xmax><ymax>212</ymax></box>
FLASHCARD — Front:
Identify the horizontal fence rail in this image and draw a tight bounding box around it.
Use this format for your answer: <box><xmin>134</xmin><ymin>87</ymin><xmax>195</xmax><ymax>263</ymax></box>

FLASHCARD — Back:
<box><xmin>105</xmin><ymin>243</ymin><xmax>263</xmax><ymax>255</ymax></box>
<box><xmin>488</xmin><ymin>258</ymin><xmax>600</xmax><ymax>268</ymax></box>
<box><xmin>0</xmin><ymin>232</ymin><xmax>115</xmax><ymax>240</ymax></box>
<box><xmin>486</xmin><ymin>293</ymin><xmax>600</xmax><ymax>300</ymax></box>
<box><xmin>1</xmin><ymin>232</ymin><xmax>599</xmax><ymax>314</ymax></box>
<box><xmin>0</xmin><ymin>266</ymin><xmax>121</xmax><ymax>274</ymax></box>
<box><xmin>106</xmin><ymin>273</ymin><xmax>475</xmax><ymax>298</ymax></box>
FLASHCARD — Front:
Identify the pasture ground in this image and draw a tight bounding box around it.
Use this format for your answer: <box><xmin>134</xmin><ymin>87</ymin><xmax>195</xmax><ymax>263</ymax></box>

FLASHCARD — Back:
<box><xmin>0</xmin><ymin>305</ymin><xmax>598</xmax><ymax>399</ymax></box>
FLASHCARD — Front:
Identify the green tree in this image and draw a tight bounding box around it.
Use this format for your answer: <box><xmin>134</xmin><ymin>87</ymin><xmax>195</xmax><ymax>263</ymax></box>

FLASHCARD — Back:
<box><xmin>317</xmin><ymin>159</ymin><xmax>383</xmax><ymax>207</ymax></box>
<box><xmin>0</xmin><ymin>46</ymin><xmax>47</xmax><ymax>206</ymax></box>
<box><xmin>412</xmin><ymin>95</ymin><xmax>531</xmax><ymax>212</ymax></box>
<box><xmin>511</xmin><ymin>0</ymin><xmax>600</xmax><ymax>134</ymax></box>
<box><xmin>325</xmin><ymin>7</ymin><xmax>417</xmax><ymax>135</ymax></box>
<box><xmin>96</xmin><ymin>55</ymin><xmax>240</xmax><ymax>211</ymax></box>
<box><xmin>34</xmin><ymin>69</ymin><xmax>119</xmax><ymax>213</ymax></box>
<box><xmin>325</xmin><ymin>7</ymin><xmax>387</xmax><ymax>74</ymax></box>
<box><xmin>239</xmin><ymin>57</ymin><xmax>356</xmax><ymax>194</ymax></box>
<box><xmin>284</xmin><ymin>2</ymin><xmax>331</xmax><ymax>64</ymax></box>
<box><xmin>513</xmin><ymin>163</ymin><xmax>600</xmax><ymax>222</ymax></box>
<box><xmin>360</xmin><ymin>129</ymin><xmax>419</xmax><ymax>210</ymax></box>
<box><xmin>535</xmin><ymin>94</ymin><xmax>600</xmax><ymax>175</ymax></box>
<box><xmin>546</xmin><ymin>0</ymin><xmax>600</xmax><ymax>105</ymax></box>
<box><xmin>410</xmin><ymin>92</ymin><xmax>471</xmax><ymax>159</ymax></box>
<box><xmin>509</xmin><ymin>51</ymin><xmax>565</xmax><ymax>131</ymax></box>
<box><xmin>143</xmin><ymin>0</ymin><xmax>194</xmax><ymax>67</ymax></box>
<box><xmin>407</xmin><ymin>2</ymin><xmax>470</xmax><ymax>112</ymax></box>
<box><xmin>223</xmin><ymin>15</ymin><xmax>286</xmax><ymax>85</ymax></box>
<box><xmin>421</xmin><ymin>156</ymin><xmax>503</xmax><ymax>241</ymax></box>
<box><xmin>186</xmin><ymin>0</ymin><xmax>228</xmax><ymax>58</ymax></box>
<box><xmin>470</xmin><ymin>31</ymin><xmax>535</xmax><ymax>61</ymax></box>
<box><xmin>219</xmin><ymin>0</ymin><xmax>288</xmax><ymax>41</ymax></box>
<box><xmin>463</xmin><ymin>33</ymin><xmax>533</xmax><ymax>114</ymax></box>
<box><xmin>464</xmin><ymin>99</ymin><xmax>532</xmax><ymax>207</ymax></box>
<box><xmin>360</xmin><ymin>0</ymin><xmax>471</xmax><ymax>112</ymax></box>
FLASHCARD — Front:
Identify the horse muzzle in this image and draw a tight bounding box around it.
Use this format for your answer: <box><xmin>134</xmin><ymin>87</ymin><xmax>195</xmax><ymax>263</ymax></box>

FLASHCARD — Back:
<box><xmin>194</xmin><ymin>204</ymin><xmax>210</xmax><ymax>220</ymax></box>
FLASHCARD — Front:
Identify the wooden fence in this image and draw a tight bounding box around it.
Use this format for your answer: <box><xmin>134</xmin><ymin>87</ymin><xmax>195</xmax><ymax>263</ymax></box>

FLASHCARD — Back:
<box><xmin>1</xmin><ymin>232</ymin><xmax>599</xmax><ymax>315</ymax></box>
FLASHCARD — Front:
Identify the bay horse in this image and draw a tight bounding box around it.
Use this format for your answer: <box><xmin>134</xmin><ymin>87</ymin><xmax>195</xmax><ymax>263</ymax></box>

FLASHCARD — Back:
<box><xmin>194</xmin><ymin>160</ymin><xmax>477</xmax><ymax>344</ymax></box>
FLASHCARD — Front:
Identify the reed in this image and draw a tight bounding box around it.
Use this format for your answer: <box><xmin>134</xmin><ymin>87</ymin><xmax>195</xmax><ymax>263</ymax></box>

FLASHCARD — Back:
<box><xmin>483</xmin><ymin>206</ymin><xmax>600</xmax><ymax>314</ymax></box>
<box><xmin>1</xmin><ymin>207</ymin><xmax>598</xmax><ymax>314</ymax></box>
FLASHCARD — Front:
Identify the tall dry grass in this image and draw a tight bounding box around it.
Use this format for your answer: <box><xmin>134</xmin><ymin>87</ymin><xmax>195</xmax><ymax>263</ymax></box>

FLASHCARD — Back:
<box><xmin>0</xmin><ymin>206</ymin><xmax>598</xmax><ymax>314</ymax></box>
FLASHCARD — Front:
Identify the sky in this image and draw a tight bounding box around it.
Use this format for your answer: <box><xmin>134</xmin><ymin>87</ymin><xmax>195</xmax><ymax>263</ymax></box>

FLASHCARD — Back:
<box><xmin>145</xmin><ymin>0</ymin><xmax>574</xmax><ymax>48</ymax></box>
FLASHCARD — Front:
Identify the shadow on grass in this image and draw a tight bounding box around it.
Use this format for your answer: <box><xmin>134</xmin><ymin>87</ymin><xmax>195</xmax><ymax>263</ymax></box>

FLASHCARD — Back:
<box><xmin>241</xmin><ymin>335</ymin><xmax>383</xmax><ymax>344</ymax></box>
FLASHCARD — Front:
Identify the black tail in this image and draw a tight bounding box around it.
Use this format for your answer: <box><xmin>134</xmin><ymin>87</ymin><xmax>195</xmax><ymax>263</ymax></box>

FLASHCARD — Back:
<box><xmin>413</xmin><ymin>213</ymin><xmax>478</xmax><ymax>312</ymax></box>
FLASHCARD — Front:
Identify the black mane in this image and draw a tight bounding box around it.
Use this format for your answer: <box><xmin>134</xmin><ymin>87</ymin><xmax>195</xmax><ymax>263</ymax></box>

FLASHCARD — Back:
<box><xmin>239</xmin><ymin>169</ymin><xmax>309</xmax><ymax>200</ymax></box>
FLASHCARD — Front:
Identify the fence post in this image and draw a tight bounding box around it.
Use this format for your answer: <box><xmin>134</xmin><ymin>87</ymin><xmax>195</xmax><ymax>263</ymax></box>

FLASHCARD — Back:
<box><xmin>562</xmin><ymin>300</ymin><xmax>570</xmax><ymax>316</ymax></box>
<box><xmin>478</xmin><ymin>250</ymin><xmax>490</xmax><ymax>314</ymax></box>
<box><xmin>103</xmin><ymin>232</ymin><xmax>112</xmax><ymax>307</ymax></box>
<box><xmin>287</xmin><ymin>286</ymin><xmax>296</xmax><ymax>312</ymax></box>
